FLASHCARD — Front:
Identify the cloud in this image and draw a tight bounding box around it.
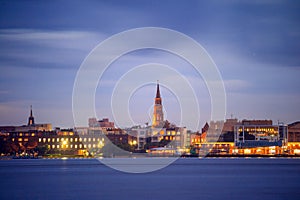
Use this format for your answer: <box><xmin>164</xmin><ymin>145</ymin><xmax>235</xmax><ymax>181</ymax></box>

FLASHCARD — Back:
<box><xmin>224</xmin><ymin>79</ymin><xmax>252</xmax><ymax>93</ymax></box>
<box><xmin>0</xmin><ymin>29</ymin><xmax>107</xmax><ymax>70</ymax></box>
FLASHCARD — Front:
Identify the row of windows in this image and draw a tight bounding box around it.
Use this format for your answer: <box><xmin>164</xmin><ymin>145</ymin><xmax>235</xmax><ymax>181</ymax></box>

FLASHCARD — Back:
<box><xmin>39</xmin><ymin>137</ymin><xmax>105</xmax><ymax>143</ymax></box>
<box><xmin>238</xmin><ymin>128</ymin><xmax>276</xmax><ymax>132</ymax></box>
<box><xmin>49</xmin><ymin>143</ymin><xmax>103</xmax><ymax>149</ymax></box>
<box><xmin>14</xmin><ymin>138</ymin><xmax>29</xmax><ymax>142</ymax></box>
<box><xmin>16</xmin><ymin>133</ymin><xmax>35</xmax><ymax>137</ymax></box>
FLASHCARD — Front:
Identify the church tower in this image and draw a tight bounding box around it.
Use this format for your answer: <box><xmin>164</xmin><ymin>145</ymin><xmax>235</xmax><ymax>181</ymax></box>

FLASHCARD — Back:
<box><xmin>152</xmin><ymin>81</ymin><xmax>164</xmax><ymax>128</ymax></box>
<box><xmin>28</xmin><ymin>105</ymin><xmax>35</xmax><ymax>126</ymax></box>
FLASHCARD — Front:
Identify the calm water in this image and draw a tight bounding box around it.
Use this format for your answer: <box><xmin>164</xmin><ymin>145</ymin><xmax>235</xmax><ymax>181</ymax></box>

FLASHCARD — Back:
<box><xmin>0</xmin><ymin>158</ymin><xmax>299</xmax><ymax>200</ymax></box>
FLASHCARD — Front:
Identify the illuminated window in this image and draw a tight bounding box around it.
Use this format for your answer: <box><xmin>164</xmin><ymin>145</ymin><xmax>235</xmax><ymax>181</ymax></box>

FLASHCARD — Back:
<box><xmin>31</xmin><ymin>133</ymin><xmax>35</xmax><ymax>136</ymax></box>
<box><xmin>70</xmin><ymin>144</ymin><xmax>73</xmax><ymax>148</ymax></box>
<box><xmin>93</xmin><ymin>138</ymin><xmax>95</xmax><ymax>142</ymax></box>
<box><xmin>12</xmin><ymin>138</ymin><xmax>15</xmax><ymax>142</ymax></box>
<box><xmin>66</xmin><ymin>145</ymin><xmax>69</xmax><ymax>148</ymax></box>
<box><xmin>43</xmin><ymin>138</ymin><xmax>46</xmax><ymax>142</ymax></box>
<box><xmin>88</xmin><ymin>144</ymin><xmax>91</xmax><ymax>148</ymax></box>
<box><xmin>48</xmin><ymin>138</ymin><xmax>50</xmax><ymax>142</ymax></box>
<box><xmin>79</xmin><ymin>138</ymin><xmax>82</xmax><ymax>142</ymax></box>
<box><xmin>244</xmin><ymin>149</ymin><xmax>251</xmax><ymax>154</ymax></box>
<box><xmin>18</xmin><ymin>138</ymin><xmax>22</xmax><ymax>142</ymax></box>
<box><xmin>52</xmin><ymin>145</ymin><xmax>55</xmax><ymax>149</ymax></box>
<box><xmin>75</xmin><ymin>138</ymin><xmax>78</xmax><ymax>142</ymax></box>
<box><xmin>52</xmin><ymin>138</ymin><xmax>55</xmax><ymax>142</ymax></box>
<box><xmin>84</xmin><ymin>138</ymin><xmax>87</xmax><ymax>142</ymax></box>
<box><xmin>97</xmin><ymin>138</ymin><xmax>100</xmax><ymax>141</ymax></box>
<box><xmin>75</xmin><ymin>145</ymin><xmax>78</xmax><ymax>149</ymax></box>
<box><xmin>88</xmin><ymin>138</ymin><xmax>91</xmax><ymax>142</ymax></box>
<box><xmin>93</xmin><ymin>144</ymin><xmax>96</xmax><ymax>148</ymax></box>
<box><xmin>84</xmin><ymin>144</ymin><xmax>86</xmax><ymax>148</ymax></box>
<box><xmin>79</xmin><ymin>144</ymin><xmax>82</xmax><ymax>148</ymax></box>
<box><xmin>70</xmin><ymin>138</ymin><xmax>73</xmax><ymax>142</ymax></box>
<box><xmin>57</xmin><ymin>145</ymin><xmax>60</xmax><ymax>148</ymax></box>
<box><xmin>57</xmin><ymin>138</ymin><xmax>59</xmax><ymax>142</ymax></box>
<box><xmin>19</xmin><ymin>133</ymin><xmax>23</xmax><ymax>136</ymax></box>
<box><xmin>24</xmin><ymin>138</ymin><xmax>28</xmax><ymax>142</ymax></box>
<box><xmin>39</xmin><ymin>138</ymin><xmax>42</xmax><ymax>142</ymax></box>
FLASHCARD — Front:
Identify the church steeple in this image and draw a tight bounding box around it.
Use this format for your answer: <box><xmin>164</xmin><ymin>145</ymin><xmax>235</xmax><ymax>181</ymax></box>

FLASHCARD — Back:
<box><xmin>155</xmin><ymin>81</ymin><xmax>162</xmax><ymax>105</ymax></box>
<box><xmin>152</xmin><ymin>81</ymin><xmax>164</xmax><ymax>128</ymax></box>
<box><xmin>28</xmin><ymin>105</ymin><xmax>35</xmax><ymax>126</ymax></box>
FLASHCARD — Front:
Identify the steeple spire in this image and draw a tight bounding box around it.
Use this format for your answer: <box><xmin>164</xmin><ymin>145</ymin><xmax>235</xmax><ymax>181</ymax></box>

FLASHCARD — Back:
<box><xmin>28</xmin><ymin>105</ymin><xmax>35</xmax><ymax>126</ymax></box>
<box><xmin>152</xmin><ymin>81</ymin><xmax>164</xmax><ymax>128</ymax></box>
<box><xmin>156</xmin><ymin>80</ymin><xmax>161</xmax><ymax>99</ymax></box>
<box><xmin>155</xmin><ymin>81</ymin><xmax>162</xmax><ymax>105</ymax></box>
<box><xmin>30</xmin><ymin>105</ymin><xmax>33</xmax><ymax>117</ymax></box>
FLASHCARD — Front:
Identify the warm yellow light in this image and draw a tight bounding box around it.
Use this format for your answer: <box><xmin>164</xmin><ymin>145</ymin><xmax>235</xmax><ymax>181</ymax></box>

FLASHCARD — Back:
<box><xmin>244</xmin><ymin>149</ymin><xmax>251</xmax><ymax>154</ymax></box>
<box><xmin>62</xmin><ymin>140</ymin><xmax>67</xmax><ymax>146</ymax></box>
<box><xmin>133</xmin><ymin>140</ymin><xmax>137</xmax><ymax>145</ymax></box>
<box><xmin>294</xmin><ymin>149</ymin><xmax>300</xmax><ymax>154</ymax></box>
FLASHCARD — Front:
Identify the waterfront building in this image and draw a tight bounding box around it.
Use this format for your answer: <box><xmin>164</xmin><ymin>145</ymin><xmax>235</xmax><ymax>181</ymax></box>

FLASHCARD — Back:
<box><xmin>288</xmin><ymin>121</ymin><xmax>300</xmax><ymax>142</ymax></box>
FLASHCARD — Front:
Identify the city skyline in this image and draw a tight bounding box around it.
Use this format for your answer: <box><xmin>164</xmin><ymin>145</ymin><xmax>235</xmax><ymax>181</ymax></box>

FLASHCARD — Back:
<box><xmin>0</xmin><ymin>1</ymin><xmax>300</xmax><ymax>129</ymax></box>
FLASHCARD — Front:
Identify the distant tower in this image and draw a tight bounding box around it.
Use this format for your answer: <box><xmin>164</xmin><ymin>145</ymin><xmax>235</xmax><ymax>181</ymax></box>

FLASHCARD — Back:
<box><xmin>28</xmin><ymin>105</ymin><xmax>35</xmax><ymax>126</ymax></box>
<box><xmin>152</xmin><ymin>81</ymin><xmax>164</xmax><ymax>128</ymax></box>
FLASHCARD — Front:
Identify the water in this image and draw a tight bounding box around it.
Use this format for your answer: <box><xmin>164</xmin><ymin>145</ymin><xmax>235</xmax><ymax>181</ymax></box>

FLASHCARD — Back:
<box><xmin>0</xmin><ymin>158</ymin><xmax>299</xmax><ymax>200</ymax></box>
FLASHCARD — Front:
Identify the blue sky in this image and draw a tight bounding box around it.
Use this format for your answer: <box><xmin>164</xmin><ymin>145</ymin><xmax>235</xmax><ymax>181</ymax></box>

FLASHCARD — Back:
<box><xmin>0</xmin><ymin>0</ymin><xmax>299</xmax><ymax>129</ymax></box>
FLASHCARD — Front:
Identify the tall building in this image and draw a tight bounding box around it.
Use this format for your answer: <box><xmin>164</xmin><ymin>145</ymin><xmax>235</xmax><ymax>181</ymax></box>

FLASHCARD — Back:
<box><xmin>28</xmin><ymin>105</ymin><xmax>35</xmax><ymax>126</ymax></box>
<box><xmin>152</xmin><ymin>82</ymin><xmax>164</xmax><ymax>128</ymax></box>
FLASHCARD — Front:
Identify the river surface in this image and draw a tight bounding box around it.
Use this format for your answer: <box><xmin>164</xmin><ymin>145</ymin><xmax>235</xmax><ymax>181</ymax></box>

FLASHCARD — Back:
<box><xmin>0</xmin><ymin>158</ymin><xmax>299</xmax><ymax>200</ymax></box>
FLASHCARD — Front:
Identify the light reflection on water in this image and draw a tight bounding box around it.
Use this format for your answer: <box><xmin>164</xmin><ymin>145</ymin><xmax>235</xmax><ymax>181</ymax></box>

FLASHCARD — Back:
<box><xmin>0</xmin><ymin>158</ymin><xmax>299</xmax><ymax>200</ymax></box>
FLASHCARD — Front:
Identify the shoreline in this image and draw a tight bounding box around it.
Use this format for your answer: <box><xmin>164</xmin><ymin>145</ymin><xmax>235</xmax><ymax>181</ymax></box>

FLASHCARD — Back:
<box><xmin>1</xmin><ymin>154</ymin><xmax>300</xmax><ymax>160</ymax></box>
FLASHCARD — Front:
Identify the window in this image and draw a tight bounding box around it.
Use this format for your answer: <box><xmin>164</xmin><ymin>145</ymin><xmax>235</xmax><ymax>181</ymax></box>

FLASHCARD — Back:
<box><xmin>57</xmin><ymin>145</ymin><xmax>60</xmax><ymax>148</ymax></box>
<box><xmin>43</xmin><ymin>138</ymin><xmax>46</xmax><ymax>142</ymax></box>
<box><xmin>52</xmin><ymin>138</ymin><xmax>55</xmax><ymax>142</ymax></box>
<box><xmin>48</xmin><ymin>138</ymin><xmax>50</xmax><ymax>142</ymax></box>
<box><xmin>57</xmin><ymin>138</ymin><xmax>59</xmax><ymax>142</ymax></box>
<box><xmin>39</xmin><ymin>138</ymin><xmax>42</xmax><ymax>142</ymax></box>
<box><xmin>24</xmin><ymin>138</ymin><xmax>28</xmax><ymax>142</ymax></box>
<box><xmin>70</xmin><ymin>138</ymin><xmax>73</xmax><ymax>142</ymax></box>
<box><xmin>75</xmin><ymin>145</ymin><xmax>78</xmax><ymax>149</ymax></box>
<box><xmin>52</xmin><ymin>145</ymin><xmax>55</xmax><ymax>149</ymax></box>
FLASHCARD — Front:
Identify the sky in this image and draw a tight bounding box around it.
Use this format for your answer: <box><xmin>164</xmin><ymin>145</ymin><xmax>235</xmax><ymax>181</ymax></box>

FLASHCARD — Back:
<box><xmin>0</xmin><ymin>0</ymin><xmax>299</xmax><ymax>130</ymax></box>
